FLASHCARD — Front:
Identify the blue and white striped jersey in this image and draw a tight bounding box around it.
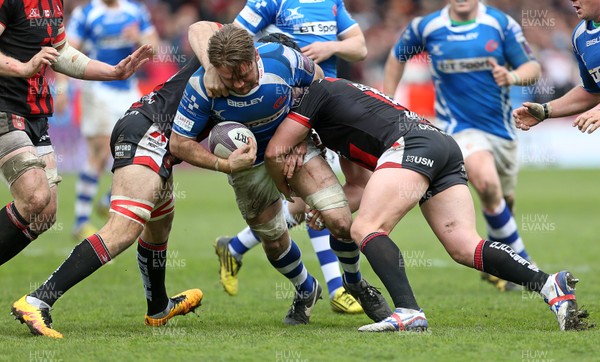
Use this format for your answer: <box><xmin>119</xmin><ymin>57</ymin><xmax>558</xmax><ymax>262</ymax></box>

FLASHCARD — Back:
<box><xmin>392</xmin><ymin>3</ymin><xmax>535</xmax><ymax>140</ymax></box>
<box><xmin>234</xmin><ymin>0</ymin><xmax>358</xmax><ymax>77</ymax></box>
<box><xmin>572</xmin><ymin>20</ymin><xmax>600</xmax><ymax>94</ymax></box>
<box><xmin>68</xmin><ymin>0</ymin><xmax>154</xmax><ymax>90</ymax></box>
<box><xmin>174</xmin><ymin>42</ymin><xmax>317</xmax><ymax>164</ymax></box>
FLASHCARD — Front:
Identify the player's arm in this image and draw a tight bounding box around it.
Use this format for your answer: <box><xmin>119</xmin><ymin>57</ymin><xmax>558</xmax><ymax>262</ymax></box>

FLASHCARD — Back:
<box><xmin>265</xmin><ymin>115</ymin><xmax>311</xmax><ymax>197</ymax></box>
<box><xmin>494</xmin><ymin>15</ymin><xmax>540</xmax><ymax>87</ymax></box>
<box><xmin>169</xmin><ymin>132</ymin><xmax>256</xmax><ymax>173</ymax></box>
<box><xmin>383</xmin><ymin>50</ymin><xmax>407</xmax><ymax>97</ymax></box>
<box><xmin>0</xmin><ymin>24</ymin><xmax>60</xmax><ymax>78</ymax></box>
<box><xmin>514</xmin><ymin>86</ymin><xmax>600</xmax><ymax>131</ymax></box>
<box><xmin>513</xmin><ymin>44</ymin><xmax>600</xmax><ymax>131</ymax></box>
<box><xmin>50</xmin><ymin>25</ymin><xmax>152</xmax><ymax>81</ymax></box>
<box><xmin>489</xmin><ymin>58</ymin><xmax>541</xmax><ymax>87</ymax></box>
<box><xmin>383</xmin><ymin>19</ymin><xmax>423</xmax><ymax>97</ymax></box>
<box><xmin>301</xmin><ymin>25</ymin><xmax>367</xmax><ymax>64</ymax></box>
<box><xmin>188</xmin><ymin>21</ymin><xmax>226</xmax><ymax>97</ymax></box>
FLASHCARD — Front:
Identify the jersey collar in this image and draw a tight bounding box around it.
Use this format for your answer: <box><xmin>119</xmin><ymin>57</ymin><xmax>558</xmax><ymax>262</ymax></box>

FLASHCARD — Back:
<box><xmin>442</xmin><ymin>2</ymin><xmax>486</xmax><ymax>31</ymax></box>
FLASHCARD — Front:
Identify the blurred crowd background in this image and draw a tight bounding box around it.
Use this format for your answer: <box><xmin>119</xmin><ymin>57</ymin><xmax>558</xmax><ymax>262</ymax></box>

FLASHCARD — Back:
<box><xmin>52</xmin><ymin>0</ymin><xmax>588</xmax><ymax>171</ymax></box>
<box><xmin>57</xmin><ymin>0</ymin><xmax>581</xmax><ymax>98</ymax></box>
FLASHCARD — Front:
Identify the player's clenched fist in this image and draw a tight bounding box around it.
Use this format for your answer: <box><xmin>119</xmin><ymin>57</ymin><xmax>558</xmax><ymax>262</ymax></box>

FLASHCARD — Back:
<box><xmin>21</xmin><ymin>47</ymin><xmax>60</xmax><ymax>78</ymax></box>
<box><xmin>227</xmin><ymin>137</ymin><xmax>257</xmax><ymax>172</ymax></box>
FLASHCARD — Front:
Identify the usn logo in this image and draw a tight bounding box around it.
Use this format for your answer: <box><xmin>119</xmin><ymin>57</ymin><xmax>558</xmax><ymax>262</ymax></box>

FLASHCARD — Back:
<box><xmin>405</xmin><ymin>155</ymin><xmax>434</xmax><ymax>167</ymax></box>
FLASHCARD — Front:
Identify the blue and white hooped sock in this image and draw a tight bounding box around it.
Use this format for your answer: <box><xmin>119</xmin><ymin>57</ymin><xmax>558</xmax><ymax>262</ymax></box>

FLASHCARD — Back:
<box><xmin>484</xmin><ymin>199</ymin><xmax>530</xmax><ymax>261</ymax></box>
<box><xmin>307</xmin><ymin>227</ymin><xmax>343</xmax><ymax>298</ymax></box>
<box><xmin>228</xmin><ymin>226</ymin><xmax>261</xmax><ymax>260</ymax></box>
<box><xmin>269</xmin><ymin>240</ymin><xmax>315</xmax><ymax>294</ymax></box>
<box><xmin>330</xmin><ymin>236</ymin><xmax>362</xmax><ymax>284</ymax></box>
<box><xmin>74</xmin><ymin>163</ymin><xmax>99</xmax><ymax>230</ymax></box>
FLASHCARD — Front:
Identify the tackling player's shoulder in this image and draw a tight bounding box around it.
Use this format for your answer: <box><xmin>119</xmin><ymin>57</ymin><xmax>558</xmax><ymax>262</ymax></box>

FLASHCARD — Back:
<box><xmin>258</xmin><ymin>41</ymin><xmax>313</xmax><ymax>77</ymax></box>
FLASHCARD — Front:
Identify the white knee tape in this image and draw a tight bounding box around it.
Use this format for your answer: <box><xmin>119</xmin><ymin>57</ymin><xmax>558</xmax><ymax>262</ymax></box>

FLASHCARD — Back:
<box><xmin>0</xmin><ymin>151</ymin><xmax>46</xmax><ymax>187</ymax></box>
<box><xmin>45</xmin><ymin>168</ymin><xmax>62</xmax><ymax>188</ymax></box>
<box><xmin>149</xmin><ymin>196</ymin><xmax>175</xmax><ymax>222</ymax></box>
<box><xmin>109</xmin><ymin>196</ymin><xmax>154</xmax><ymax>226</ymax></box>
<box><xmin>251</xmin><ymin>207</ymin><xmax>287</xmax><ymax>241</ymax></box>
<box><xmin>305</xmin><ymin>183</ymin><xmax>347</xmax><ymax>212</ymax></box>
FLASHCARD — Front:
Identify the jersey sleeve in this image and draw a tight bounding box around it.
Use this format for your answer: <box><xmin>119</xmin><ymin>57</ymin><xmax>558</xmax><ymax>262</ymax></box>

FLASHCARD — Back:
<box><xmin>574</xmin><ymin>49</ymin><xmax>600</xmax><ymax>93</ymax></box>
<box><xmin>502</xmin><ymin>15</ymin><xmax>536</xmax><ymax>69</ymax></box>
<box><xmin>67</xmin><ymin>6</ymin><xmax>86</xmax><ymax>43</ymax></box>
<box><xmin>234</xmin><ymin>0</ymin><xmax>278</xmax><ymax>35</ymax></box>
<box><xmin>0</xmin><ymin>0</ymin><xmax>12</xmax><ymax>28</ymax></box>
<box><xmin>393</xmin><ymin>17</ymin><xmax>425</xmax><ymax>62</ymax></box>
<box><xmin>335</xmin><ymin>0</ymin><xmax>359</xmax><ymax>35</ymax></box>
<box><xmin>173</xmin><ymin>74</ymin><xmax>212</xmax><ymax>138</ymax></box>
<box><xmin>285</xmin><ymin>47</ymin><xmax>317</xmax><ymax>87</ymax></box>
<box><xmin>290</xmin><ymin>80</ymin><xmax>328</xmax><ymax>127</ymax></box>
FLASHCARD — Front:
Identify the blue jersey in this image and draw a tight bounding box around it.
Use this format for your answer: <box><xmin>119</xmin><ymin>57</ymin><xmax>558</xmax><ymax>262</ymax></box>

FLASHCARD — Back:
<box><xmin>68</xmin><ymin>0</ymin><xmax>154</xmax><ymax>90</ymax></box>
<box><xmin>234</xmin><ymin>0</ymin><xmax>358</xmax><ymax>77</ymax></box>
<box><xmin>393</xmin><ymin>3</ymin><xmax>535</xmax><ymax>140</ymax></box>
<box><xmin>174</xmin><ymin>42</ymin><xmax>317</xmax><ymax>164</ymax></box>
<box><xmin>572</xmin><ymin>21</ymin><xmax>600</xmax><ymax>94</ymax></box>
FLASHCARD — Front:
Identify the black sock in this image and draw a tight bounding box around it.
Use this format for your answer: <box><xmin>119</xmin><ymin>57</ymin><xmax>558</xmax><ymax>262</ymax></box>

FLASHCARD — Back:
<box><xmin>137</xmin><ymin>238</ymin><xmax>169</xmax><ymax>315</ymax></box>
<box><xmin>474</xmin><ymin>240</ymin><xmax>548</xmax><ymax>292</ymax></box>
<box><xmin>0</xmin><ymin>202</ymin><xmax>36</xmax><ymax>266</ymax></box>
<box><xmin>360</xmin><ymin>232</ymin><xmax>420</xmax><ymax>310</ymax></box>
<box><xmin>30</xmin><ymin>234</ymin><xmax>112</xmax><ymax>306</ymax></box>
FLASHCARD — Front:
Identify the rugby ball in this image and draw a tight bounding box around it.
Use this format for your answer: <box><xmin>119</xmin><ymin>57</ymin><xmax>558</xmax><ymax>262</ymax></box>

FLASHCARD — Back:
<box><xmin>208</xmin><ymin>121</ymin><xmax>255</xmax><ymax>158</ymax></box>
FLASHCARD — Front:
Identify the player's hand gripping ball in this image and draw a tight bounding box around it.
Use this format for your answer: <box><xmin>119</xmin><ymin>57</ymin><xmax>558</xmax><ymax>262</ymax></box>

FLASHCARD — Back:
<box><xmin>208</xmin><ymin>121</ymin><xmax>256</xmax><ymax>158</ymax></box>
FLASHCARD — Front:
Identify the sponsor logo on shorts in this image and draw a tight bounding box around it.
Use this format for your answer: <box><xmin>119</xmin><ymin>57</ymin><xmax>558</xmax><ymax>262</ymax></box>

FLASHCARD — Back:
<box><xmin>11</xmin><ymin>115</ymin><xmax>25</xmax><ymax>130</ymax></box>
<box><xmin>405</xmin><ymin>155</ymin><xmax>434</xmax><ymax>167</ymax></box>
<box><xmin>114</xmin><ymin>143</ymin><xmax>132</xmax><ymax>159</ymax></box>
<box><xmin>147</xmin><ymin>130</ymin><xmax>168</xmax><ymax>149</ymax></box>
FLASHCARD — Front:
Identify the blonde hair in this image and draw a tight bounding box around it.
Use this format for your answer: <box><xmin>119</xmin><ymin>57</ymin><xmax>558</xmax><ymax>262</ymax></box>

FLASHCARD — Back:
<box><xmin>208</xmin><ymin>24</ymin><xmax>255</xmax><ymax>70</ymax></box>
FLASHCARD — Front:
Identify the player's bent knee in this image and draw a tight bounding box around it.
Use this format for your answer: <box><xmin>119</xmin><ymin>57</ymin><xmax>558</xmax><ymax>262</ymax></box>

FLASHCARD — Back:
<box><xmin>250</xmin><ymin>207</ymin><xmax>287</xmax><ymax>242</ymax></box>
<box><xmin>109</xmin><ymin>196</ymin><xmax>154</xmax><ymax>227</ymax></box>
<box><xmin>23</xmin><ymin>188</ymin><xmax>52</xmax><ymax>217</ymax></box>
<box><xmin>350</xmin><ymin>220</ymin><xmax>372</xmax><ymax>244</ymax></box>
<box><xmin>0</xmin><ymin>151</ymin><xmax>46</xmax><ymax>187</ymax></box>
<box><xmin>448</xmin><ymin>248</ymin><xmax>474</xmax><ymax>267</ymax></box>
<box><xmin>323</xmin><ymin>213</ymin><xmax>352</xmax><ymax>239</ymax></box>
<box><xmin>148</xmin><ymin>196</ymin><xmax>175</xmax><ymax>222</ymax></box>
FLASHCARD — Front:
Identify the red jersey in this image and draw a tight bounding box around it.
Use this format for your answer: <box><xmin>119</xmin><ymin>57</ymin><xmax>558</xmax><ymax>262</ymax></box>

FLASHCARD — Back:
<box><xmin>0</xmin><ymin>0</ymin><xmax>65</xmax><ymax>117</ymax></box>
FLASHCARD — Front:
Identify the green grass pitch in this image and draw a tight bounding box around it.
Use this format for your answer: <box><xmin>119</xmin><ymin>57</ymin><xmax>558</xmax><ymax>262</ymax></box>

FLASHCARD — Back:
<box><xmin>0</xmin><ymin>168</ymin><xmax>598</xmax><ymax>361</ymax></box>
